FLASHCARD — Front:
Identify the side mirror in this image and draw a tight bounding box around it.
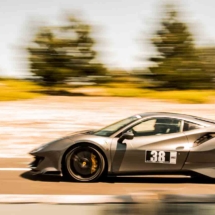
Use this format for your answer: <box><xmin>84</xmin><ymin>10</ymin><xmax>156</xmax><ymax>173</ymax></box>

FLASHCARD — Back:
<box><xmin>118</xmin><ymin>131</ymin><xmax>134</xmax><ymax>144</ymax></box>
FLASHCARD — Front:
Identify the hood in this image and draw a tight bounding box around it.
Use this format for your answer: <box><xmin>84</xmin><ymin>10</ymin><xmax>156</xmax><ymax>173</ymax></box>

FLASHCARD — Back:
<box><xmin>67</xmin><ymin>129</ymin><xmax>97</xmax><ymax>137</ymax></box>
<box><xmin>30</xmin><ymin>129</ymin><xmax>97</xmax><ymax>154</ymax></box>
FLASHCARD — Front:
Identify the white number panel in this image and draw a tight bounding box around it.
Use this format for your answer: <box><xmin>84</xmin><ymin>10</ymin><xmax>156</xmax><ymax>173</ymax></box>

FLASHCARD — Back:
<box><xmin>145</xmin><ymin>150</ymin><xmax>177</xmax><ymax>164</ymax></box>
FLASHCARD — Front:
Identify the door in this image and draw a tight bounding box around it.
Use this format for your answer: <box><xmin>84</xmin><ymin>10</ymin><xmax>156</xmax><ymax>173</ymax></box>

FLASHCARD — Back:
<box><xmin>110</xmin><ymin>117</ymin><xmax>190</xmax><ymax>174</ymax></box>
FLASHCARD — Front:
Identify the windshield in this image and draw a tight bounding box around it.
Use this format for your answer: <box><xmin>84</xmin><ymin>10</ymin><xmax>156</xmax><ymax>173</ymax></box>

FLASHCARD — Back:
<box><xmin>94</xmin><ymin>115</ymin><xmax>141</xmax><ymax>137</ymax></box>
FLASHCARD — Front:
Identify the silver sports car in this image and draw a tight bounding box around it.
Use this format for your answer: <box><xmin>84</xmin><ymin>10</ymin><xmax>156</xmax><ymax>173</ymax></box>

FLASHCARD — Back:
<box><xmin>29</xmin><ymin>112</ymin><xmax>215</xmax><ymax>182</ymax></box>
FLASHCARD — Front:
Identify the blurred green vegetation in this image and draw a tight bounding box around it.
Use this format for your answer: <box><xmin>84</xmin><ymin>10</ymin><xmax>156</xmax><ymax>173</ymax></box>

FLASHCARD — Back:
<box><xmin>28</xmin><ymin>15</ymin><xmax>106</xmax><ymax>86</ymax></box>
<box><xmin>105</xmin><ymin>87</ymin><xmax>215</xmax><ymax>104</ymax></box>
<box><xmin>71</xmin><ymin>81</ymin><xmax>215</xmax><ymax>103</ymax></box>
<box><xmin>0</xmin><ymin>79</ymin><xmax>43</xmax><ymax>101</ymax></box>
<box><xmin>148</xmin><ymin>5</ymin><xmax>214</xmax><ymax>89</ymax></box>
<box><xmin>0</xmin><ymin>78</ymin><xmax>215</xmax><ymax>103</ymax></box>
<box><xmin>1</xmin><ymin>4</ymin><xmax>215</xmax><ymax>104</ymax></box>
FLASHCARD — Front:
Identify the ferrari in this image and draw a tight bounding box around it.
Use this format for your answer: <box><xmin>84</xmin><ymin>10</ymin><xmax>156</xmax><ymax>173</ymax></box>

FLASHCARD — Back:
<box><xmin>29</xmin><ymin>112</ymin><xmax>215</xmax><ymax>182</ymax></box>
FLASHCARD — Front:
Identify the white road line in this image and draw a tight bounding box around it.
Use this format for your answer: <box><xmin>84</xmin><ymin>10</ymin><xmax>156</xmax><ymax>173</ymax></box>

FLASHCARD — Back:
<box><xmin>0</xmin><ymin>168</ymin><xmax>30</xmax><ymax>171</ymax></box>
<box><xmin>117</xmin><ymin>175</ymin><xmax>191</xmax><ymax>178</ymax></box>
<box><xmin>0</xmin><ymin>194</ymin><xmax>134</xmax><ymax>204</ymax></box>
<box><xmin>0</xmin><ymin>194</ymin><xmax>214</xmax><ymax>204</ymax></box>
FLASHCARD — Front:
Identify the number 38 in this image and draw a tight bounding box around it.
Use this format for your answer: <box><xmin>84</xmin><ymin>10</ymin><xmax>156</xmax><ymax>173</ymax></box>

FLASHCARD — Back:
<box><xmin>150</xmin><ymin>150</ymin><xmax>165</xmax><ymax>162</ymax></box>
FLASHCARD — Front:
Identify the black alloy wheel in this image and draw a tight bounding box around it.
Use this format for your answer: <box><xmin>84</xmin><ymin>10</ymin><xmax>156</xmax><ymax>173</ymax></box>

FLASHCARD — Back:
<box><xmin>63</xmin><ymin>145</ymin><xmax>105</xmax><ymax>182</ymax></box>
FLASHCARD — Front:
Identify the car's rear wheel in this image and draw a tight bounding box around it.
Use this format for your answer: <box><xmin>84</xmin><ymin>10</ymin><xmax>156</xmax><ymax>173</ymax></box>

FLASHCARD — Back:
<box><xmin>63</xmin><ymin>145</ymin><xmax>105</xmax><ymax>182</ymax></box>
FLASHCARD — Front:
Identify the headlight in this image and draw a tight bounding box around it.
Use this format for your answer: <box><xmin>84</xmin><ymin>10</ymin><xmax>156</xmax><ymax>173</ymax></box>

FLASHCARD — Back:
<box><xmin>30</xmin><ymin>142</ymin><xmax>51</xmax><ymax>153</ymax></box>
<box><xmin>30</xmin><ymin>137</ymin><xmax>66</xmax><ymax>153</ymax></box>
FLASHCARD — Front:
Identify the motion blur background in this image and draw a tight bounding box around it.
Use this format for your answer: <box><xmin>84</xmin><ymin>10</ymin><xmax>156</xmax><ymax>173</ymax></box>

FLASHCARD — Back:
<box><xmin>1</xmin><ymin>0</ymin><xmax>215</xmax><ymax>214</ymax></box>
<box><xmin>0</xmin><ymin>0</ymin><xmax>215</xmax><ymax>102</ymax></box>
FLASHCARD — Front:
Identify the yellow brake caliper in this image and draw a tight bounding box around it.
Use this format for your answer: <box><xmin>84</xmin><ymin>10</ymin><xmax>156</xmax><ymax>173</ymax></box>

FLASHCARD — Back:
<box><xmin>91</xmin><ymin>153</ymin><xmax>98</xmax><ymax>174</ymax></box>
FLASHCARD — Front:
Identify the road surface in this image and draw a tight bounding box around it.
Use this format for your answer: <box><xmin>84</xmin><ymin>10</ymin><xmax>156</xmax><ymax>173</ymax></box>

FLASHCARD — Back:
<box><xmin>0</xmin><ymin>157</ymin><xmax>215</xmax><ymax>196</ymax></box>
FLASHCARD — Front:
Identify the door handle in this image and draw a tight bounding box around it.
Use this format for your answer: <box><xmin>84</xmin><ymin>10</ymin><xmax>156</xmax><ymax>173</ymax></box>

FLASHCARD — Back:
<box><xmin>176</xmin><ymin>146</ymin><xmax>184</xmax><ymax>150</ymax></box>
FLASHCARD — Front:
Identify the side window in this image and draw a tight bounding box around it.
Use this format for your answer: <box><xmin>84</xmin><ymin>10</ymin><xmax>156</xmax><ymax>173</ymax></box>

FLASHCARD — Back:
<box><xmin>131</xmin><ymin>117</ymin><xmax>181</xmax><ymax>136</ymax></box>
<box><xmin>183</xmin><ymin>121</ymin><xmax>203</xmax><ymax>131</ymax></box>
<box><xmin>133</xmin><ymin>119</ymin><xmax>156</xmax><ymax>132</ymax></box>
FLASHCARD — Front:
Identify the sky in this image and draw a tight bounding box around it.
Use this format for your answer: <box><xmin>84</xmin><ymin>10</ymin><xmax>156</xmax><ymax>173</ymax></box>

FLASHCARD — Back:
<box><xmin>0</xmin><ymin>0</ymin><xmax>215</xmax><ymax>77</ymax></box>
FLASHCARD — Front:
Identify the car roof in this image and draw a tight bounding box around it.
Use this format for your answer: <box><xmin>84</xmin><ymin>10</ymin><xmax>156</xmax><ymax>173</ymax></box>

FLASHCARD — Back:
<box><xmin>137</xmin><ymin>112</ymin><xmax>215</xmax><ymax>125</ymax></box>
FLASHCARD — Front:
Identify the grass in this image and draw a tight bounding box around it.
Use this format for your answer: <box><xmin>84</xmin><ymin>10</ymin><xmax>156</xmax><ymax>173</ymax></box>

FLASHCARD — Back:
<box><xmin>105</xmin><ymin>87</ymin><xmax>215</xmax><ymax>103</ymax></box>
<box><xmin>0</xmin><ymin>79</ymin><xmax>87</xmax><ymax>101</ymax></box>
<box><xmin>0</xmin><ymin>79</ymin><xmax>43</xmax><ymax>101</ymax></box>
<box><xmin>0</xmin><ymin>79</ymin><xmax>215</xmax><ymax>103</ymax></box>
<box><xmin>72</xmin><ymin>83</ymin><xmax>215</xmax><ymax>103</ymax></box>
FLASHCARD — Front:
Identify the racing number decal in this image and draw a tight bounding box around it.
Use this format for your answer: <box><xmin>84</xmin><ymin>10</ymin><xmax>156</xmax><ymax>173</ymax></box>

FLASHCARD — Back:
<box><xmin>146</xmin><ymin>150</ymin><xmax>177</xmax><ymax>164</ymax></box>
<box><xmin>150</xmin><ymin>150</ymin><xmax>165</xmax><ymax>162</ymax></box>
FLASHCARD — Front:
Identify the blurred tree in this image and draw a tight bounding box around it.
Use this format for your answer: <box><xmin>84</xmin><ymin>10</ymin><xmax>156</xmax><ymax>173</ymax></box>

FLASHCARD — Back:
<box><xmin>28</xmin><ymin>16</ymin><xmax>106</xmax><ymax>85</ymax></box>
<box><xmin>28</xmin><ymin>27</ymin><xmax>69</xmax><ymax>85</ymax></box>
<box><xmin>197</xmin><ymin>47</ymin><xmax>215</xmax><ymax>82</ymax></box>
<box><xmin>148</xmin><ymin>5</ymin><xmax>213</xmax><ymax>89</ymax></box>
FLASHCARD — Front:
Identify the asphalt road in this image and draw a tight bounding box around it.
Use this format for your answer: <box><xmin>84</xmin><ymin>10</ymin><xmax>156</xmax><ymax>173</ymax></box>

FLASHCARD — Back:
<box><xmin>1</xmin><ymin>203</ymin><xmax>215</xmax><ymax>215</ymax></box>
<box><xmin>1</xmin><ymin>158</ymin><xmax>215</xmax><ymax>196</ymax></box>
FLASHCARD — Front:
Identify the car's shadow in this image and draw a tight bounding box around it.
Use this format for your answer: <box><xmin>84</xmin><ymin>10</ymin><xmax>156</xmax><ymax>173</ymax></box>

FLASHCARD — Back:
<box><xmin>20</xmin><ymin>171</ymin><xmax>215</xmax><ymax>184</ymax></box>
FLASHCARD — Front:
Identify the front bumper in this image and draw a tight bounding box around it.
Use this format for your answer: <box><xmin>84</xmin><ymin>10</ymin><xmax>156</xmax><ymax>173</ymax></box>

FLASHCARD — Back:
<box><xmin>29</xmin><ymin>155</ymin><xmax>62</xmax><ymax>176</ymax></box>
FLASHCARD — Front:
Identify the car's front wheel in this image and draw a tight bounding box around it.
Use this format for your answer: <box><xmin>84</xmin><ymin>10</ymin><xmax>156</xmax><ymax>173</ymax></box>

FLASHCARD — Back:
<box><xmin>63</xmin><ymin>145</ymin><xmax>105</xmax><ymax>182</ymax></box>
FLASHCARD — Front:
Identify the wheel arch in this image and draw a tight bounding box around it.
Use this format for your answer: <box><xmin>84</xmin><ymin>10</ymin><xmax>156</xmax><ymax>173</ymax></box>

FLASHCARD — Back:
<box><xmin>60</xmin><ymin>142</ymin><xmax>109</xmax><ymax>175</ymax></box>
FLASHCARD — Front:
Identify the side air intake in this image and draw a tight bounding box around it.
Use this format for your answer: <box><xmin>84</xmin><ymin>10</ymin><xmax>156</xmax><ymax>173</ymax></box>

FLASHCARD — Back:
<box><xmin>193</xmin><ymin>133</ymin><xmax>215</xmax><ymax>147</ymax></box>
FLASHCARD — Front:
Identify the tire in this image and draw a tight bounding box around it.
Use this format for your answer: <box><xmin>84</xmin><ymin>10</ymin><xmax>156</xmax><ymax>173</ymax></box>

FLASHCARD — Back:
<box><xmin>62</xmin><ymin>145</ymin><xmax>105</xmax><ymax>182</ymax></box>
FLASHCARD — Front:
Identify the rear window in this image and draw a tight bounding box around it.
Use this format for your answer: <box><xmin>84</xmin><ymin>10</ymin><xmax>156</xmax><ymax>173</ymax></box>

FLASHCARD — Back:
<box><xmin>183</xmin><ymin>121</ymin><xmax>204</xmax><ymax>131</ymax></box>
